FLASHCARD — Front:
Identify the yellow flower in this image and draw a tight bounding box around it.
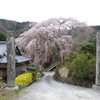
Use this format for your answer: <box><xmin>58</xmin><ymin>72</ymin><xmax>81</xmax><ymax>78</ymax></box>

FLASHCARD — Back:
<box><xmin>15</xmin><ymin>72</ymin><xmax>36</xmax><ymax>85</ymax></box>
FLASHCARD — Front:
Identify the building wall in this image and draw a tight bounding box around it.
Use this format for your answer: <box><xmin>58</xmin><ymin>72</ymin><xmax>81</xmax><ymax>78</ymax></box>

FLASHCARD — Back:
<box><xmin>0</xmin><ymin>64</ymin><xmax>7</xmax><ymax>68</ymax></box>
<box><xmin>0</xmin><ymin>68</ymin><xmax>6</xmax><ymax>80</ymax></box>
<box><xmin>16</xmin><ymin>64</ymin><xmax>27</xmax><ymax>76</ymax></box>
<box><xmin>0</xmin><ymin>63</ymin><xmax>27</xmax><ymax>81</ymax></box>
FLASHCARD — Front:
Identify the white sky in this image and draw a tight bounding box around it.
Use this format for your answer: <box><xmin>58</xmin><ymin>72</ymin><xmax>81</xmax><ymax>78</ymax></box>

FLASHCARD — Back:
<box><xmin>0</xmin><ymin>0</ymin><xmax>100</xmax><ymax>25</ymax></box>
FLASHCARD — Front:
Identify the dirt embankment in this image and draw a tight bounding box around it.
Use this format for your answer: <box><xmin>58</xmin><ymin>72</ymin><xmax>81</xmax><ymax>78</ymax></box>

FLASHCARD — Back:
<box><xmin>54</xmin><ymin>67</ymin><xmax>94</xmax><ymax>88</ymax></box>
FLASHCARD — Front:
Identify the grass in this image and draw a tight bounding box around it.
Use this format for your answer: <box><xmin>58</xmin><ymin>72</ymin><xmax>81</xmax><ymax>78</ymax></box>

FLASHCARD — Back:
<box><xmin>0</xmin><ymin>80</ymin><xmax>19</xmax><ymax>100</ymax></box>
<box><xmin>0</xmin><ymin>90</ymin><xmax>20</xmax><ymax>100</ymax></box>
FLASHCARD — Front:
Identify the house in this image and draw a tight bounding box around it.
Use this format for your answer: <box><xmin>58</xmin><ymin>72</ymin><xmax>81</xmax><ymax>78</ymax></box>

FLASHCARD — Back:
<box><xmin>0</xmin><ymin>41</ymin><xmax>32</xmax><ymax>80</ymax></box>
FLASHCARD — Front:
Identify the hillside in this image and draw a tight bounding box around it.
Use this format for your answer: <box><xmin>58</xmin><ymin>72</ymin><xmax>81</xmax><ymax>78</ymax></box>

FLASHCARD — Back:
<box><xmin>0</xmin><ymin>19</ymin><xmax>36</xmax><ymax>41</ymax></box>
<box><xmin>91</xmin><ymin>25</ymin><xmax>100</xmax><ymax>31</ymax></box>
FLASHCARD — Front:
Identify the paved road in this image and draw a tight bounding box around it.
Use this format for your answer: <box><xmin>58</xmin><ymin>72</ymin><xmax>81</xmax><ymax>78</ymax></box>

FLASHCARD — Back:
<box><xmin>16</xmin><ymin>72</ymin><xmax>100</xmax><ymax>100</ymax></box>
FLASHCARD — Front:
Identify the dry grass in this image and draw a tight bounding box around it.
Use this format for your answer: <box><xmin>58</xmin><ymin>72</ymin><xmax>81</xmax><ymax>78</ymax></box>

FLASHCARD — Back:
<box><xmin>59</xmin><ymin>67</ymin><xmax>69</xmax><ymax>78</ymax></box>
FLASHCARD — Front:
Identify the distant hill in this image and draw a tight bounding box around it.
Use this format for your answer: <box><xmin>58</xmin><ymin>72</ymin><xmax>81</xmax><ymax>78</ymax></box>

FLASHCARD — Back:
<box><xmin>91</xmin><ymin>25</ymin><xmax>100</xmax><ymax>31</ymax></box>
<box><xmin>89</xmin><ymin>25</ymin><xmax>100</xmax><ymax>37</ymax></box>
<box><xmin>0</xmin><ymin>19</ymin><xmax>36</xmax><ymax>41</ymax></box>
<box><xmin>0</xmin><ymin>18</ymin><xmax>100</xmax><ymax>41</ymax></box>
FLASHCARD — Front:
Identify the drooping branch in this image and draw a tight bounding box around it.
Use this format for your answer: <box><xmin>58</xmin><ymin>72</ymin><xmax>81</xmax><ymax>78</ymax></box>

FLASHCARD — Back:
<box><xmin>16</xmin><ymin>18</ymin><xmax>94</xmax><ymax>66</ymax></box>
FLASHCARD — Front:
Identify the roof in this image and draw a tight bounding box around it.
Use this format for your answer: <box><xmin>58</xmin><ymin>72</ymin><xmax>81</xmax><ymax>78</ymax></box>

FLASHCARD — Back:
<box><xmin>0</xmin><ymin>42</ymin><xmax>7</xmax><ymax>57</ymax></box>
<box><xmin>0</xmin><ymin>41</ymin><xmax>32</xmax><ymax>64</ymax></box>
<box><xmin>0</xmin><ymin>55</ymin><xmax>32</xmax><ymax>63</ymax></box>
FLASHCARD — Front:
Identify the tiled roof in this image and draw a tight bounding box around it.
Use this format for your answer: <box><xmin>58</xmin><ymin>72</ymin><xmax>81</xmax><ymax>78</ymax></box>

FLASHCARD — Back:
<box><xmin>0</xmin><ymin>41</ymin><xmax>32</xmax><ymax>63</ymax></box>
<box><xmin>0</xmin><ymin>56</ymin><xmax>32</xmax><ymax>63</ymax></box>
<box><xmin>0</xmin><ymin>42</ymin><xmax>7</xmax><ymax>57</ymax></box>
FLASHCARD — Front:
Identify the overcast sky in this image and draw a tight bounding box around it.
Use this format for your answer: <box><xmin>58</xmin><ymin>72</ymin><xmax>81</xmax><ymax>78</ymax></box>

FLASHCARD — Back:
<box><xmin>0</xmin><ymin>0</ymin><xmax>100</xmax><ymax>25</ymax></box>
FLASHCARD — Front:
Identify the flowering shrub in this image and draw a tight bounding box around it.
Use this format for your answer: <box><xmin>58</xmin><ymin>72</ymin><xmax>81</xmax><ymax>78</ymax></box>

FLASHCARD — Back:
<box><xmin>16</xmin><ymin>72</ymin><xmax>36</xmax><ymax>85</ymax></box>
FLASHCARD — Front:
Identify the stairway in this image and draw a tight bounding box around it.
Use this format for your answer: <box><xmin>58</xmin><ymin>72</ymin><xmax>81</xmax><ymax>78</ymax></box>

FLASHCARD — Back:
<box><xmin>44</xmin><ymin>63</ymin><xmax>58</xmax><ymax>72</ymax></box>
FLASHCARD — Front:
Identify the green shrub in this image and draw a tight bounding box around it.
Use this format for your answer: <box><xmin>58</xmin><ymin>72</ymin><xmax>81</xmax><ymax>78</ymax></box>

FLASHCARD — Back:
<box><xmin>66</xmin><ymin>53</ymin><xmax>76</xmax><ymax>65</ymax></box>
<box><xmin>77</xmin><ymin>37</ymin><xmax>96</xmax><ymax>55</ymax></box>
<box><xmin>66</xmin><ymin>52</ymin><xmax>96</xmax><ymax>79</ymax></box>
<box><xmin>27</xmin><ymin>64</ymin><xmax>38</xmax><ymax>72</ymax></box>
<box><xmin>65</xmin><ymin>53</ymin><xmax>76</xmax><ymax>73</ymax></box>
<box><xmin>0</xmin><ymin>33</ymin><xmax>6</xmax><ymax>41</ymax></box>
<box><xmin>36</xmin><ymin>72</ymin><xmax>43</xmax><ymax>78</ymax></box>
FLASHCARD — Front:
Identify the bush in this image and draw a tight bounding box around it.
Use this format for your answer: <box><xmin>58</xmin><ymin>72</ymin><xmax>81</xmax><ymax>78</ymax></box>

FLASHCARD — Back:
<box><xmin>0</xmin><ymin>33</ymin><xmax>6</xmax><ymax>41</ymax></box>
<box><xmin>27</xmin><ymin>64</ymin><xmax>38</xmax><ymax>72</ymax></box>
<box><xmin>77</xmin><ymin>37</ymin><xmax>96</xmax><ymax>55</ymax></box>
<box><xmin>16</xmin><ymin>72</ymin><xmax>36</xmax><ymax>85</ymax></box>
<box><xmin>36</xmin><ymin>72</ymin><xmax>43</xmax><ymax>78</ymax></box>
<box><xmin>66</xmin><ymin>52</ymin><xmax>96</xmax><ymax>79</ymax></box>
<box><xmin>66</xmin><ymin>53</ymin><xmax>76</xmax><ymax>66</ymax></box>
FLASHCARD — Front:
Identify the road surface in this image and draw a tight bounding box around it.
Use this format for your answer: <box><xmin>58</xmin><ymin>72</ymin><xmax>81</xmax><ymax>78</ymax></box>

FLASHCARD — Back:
<box><xmin>16</xmin><ymin>72</ymin><xmax>100</xmax><ymax>100</ymax></box>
